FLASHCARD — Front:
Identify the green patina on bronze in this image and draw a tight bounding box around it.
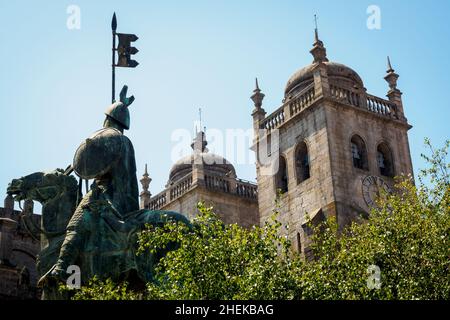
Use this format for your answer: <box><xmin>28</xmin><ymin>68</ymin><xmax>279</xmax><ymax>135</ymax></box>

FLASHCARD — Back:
<box><xmin>7</xmin><ymin>86</ymin><xmax>190</xmax><ymax>299</ymax></box>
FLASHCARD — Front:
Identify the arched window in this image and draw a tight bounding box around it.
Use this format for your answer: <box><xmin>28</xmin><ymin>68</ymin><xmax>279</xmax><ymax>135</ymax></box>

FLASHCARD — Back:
<box><xmin>350</xmin><ymin>135</ymin><xmax>368</xmax><ymax>170</ymax></box>
<box><xmin>266</xmin><ymin>133</ymin><xmax>272</xmax><ymax>157</ymax></box>
<box><xmin>377</xmin><ymin>143</ymin><xmax>394</xmax><ymax>177</ymax></box>
<box><xmin>296</xmin><ymin>232</ymin><xmax>302</xmax><ymax>253</ymax></box>
<box><xmin>295</xmin><ymin>141</ymin><xmax>310</xmax><ymax>184</ymax></box>
<box><xmin>276</xmin><ymin>156</ymin><xmax>288</xmax><ymax>193</ymax></box>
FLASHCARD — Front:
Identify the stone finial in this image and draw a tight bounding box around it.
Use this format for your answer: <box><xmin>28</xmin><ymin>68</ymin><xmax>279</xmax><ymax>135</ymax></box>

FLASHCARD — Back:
<box><xmin>384</xmin><ymin>56</ymin><xmax>399</xmax><ymax>91</ymax></box>
<box><xmin>4</xmin><ymin>195</ymin><xmax>14</xmax><ymax>212</ymax></box>
<box><xmin>387</xmin><ymin>56</ymin><xmax>394</xmax><ymax>73</ymax></box>
<box><xmin>314</xmin><ymin>14</ymin><xmax>319</xmax><ymax>42</ymax></box>
<box><xmin>384</xmin><ymin>56</ymin><xmax>405</xmax><ymax>119</ymax></box>
<box><xmin>251</xmin><ymin>78</ymin><xmax>265</xmax><ymax>111</ymax></box>
<box><xmin>310</xmin><ymin>24</ymin><xmax>331</xmax><ymax>98</ymax></box>
<box><xmin>140</xmin><ymin>164</ymin><xmax>152</xmax><ymax>191</ymax></box>
<box><xmin>310</xmin><ymin>19</ymin><xmax>328</xmax><ymax>63</ymax></box>
<box><xmin>191</xmin><ymin>130</ymin><xmax>208</xmax><ymax>153</ymax></box>
<box><xmin>139</xmin><ymin>164</ymin><xmax>152</xmax><ymax>209</ymax></box>
<box><xmin>190</xmin><ymin>130</ymin><xmax>207</xmax><ymax>186</ymax></box>
<box><xmin>251</xmin><ymin>78</ymin><xmax>267</xmax><ymax>137</ymax></box>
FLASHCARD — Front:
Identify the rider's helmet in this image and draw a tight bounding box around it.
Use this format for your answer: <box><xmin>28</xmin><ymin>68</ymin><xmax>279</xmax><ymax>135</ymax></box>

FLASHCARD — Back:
<box><xmin>104</xmin><ymin>101</ymin><xmax>130</xmax><ymax>130</ymax></box>
<box><xmin>104</xmin><ymin>85</ymin><xmax>135</xmax><ymax>130</ymax></box>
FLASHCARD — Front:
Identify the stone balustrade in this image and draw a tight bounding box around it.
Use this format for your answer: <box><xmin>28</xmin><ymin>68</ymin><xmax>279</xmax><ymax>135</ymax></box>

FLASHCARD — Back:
<box><xmin>204</xmin><ymin>174</ymin><xmax>230</xmax><ymax>193</ymax></box>
<box><xmin>170</xmin><ymin>173</ymin><xmax>193</xmax><ymax>201</ymax></box>
<box><xmin>260</xmin><ymin>105</ymin><xmax>285</xmax><ymax>130</ymax></box>
<box><xmin>148</xmin><ymin>191</ymin><xmax>167</xmax><ymax>210</ymax></box>
<box><xmin>204</xmin><ymin>174</ymin><xmax>258</xmax><ymax>200</ymax></box>
<box><xmin>148</xmin><ymin>173</ymin><xmax>258</xmax><ymax>210</ymax></box>
<box><xmin>260</xmin><ymin>83</ymin><xmax>317</xmax><ymax>131</ymax></box>
<box><xmin>235</xmin><ymin>179</ymin><xmax>258</xmax><ymax>199</ymax></box>
<box><xmin>259</xmin><ymin>82</ymin><xmax>401</xmax><ymax>132</ymax></box>
<box><xmin>149</xmin><ymin>173</ymin><xmax>194</xmax><ymax>210</ymax></box>
<box><xmin>148</xmin><ymin>172</ymin><xmax>258</xmax><ymax>210</ymax></box>
<box><xmin>366</xmin><ymin>94</ymin><xmax>398</xmax><ymax>119</ymax></box>
<box><xmin>330</xmin><ymin>84</ymin><xmax>361</xmax><ymax>108</ymax></box>
<box><xmin>289</xmin><ymin>83</ymin><xmax>316</xmax><ymax>117</ymax></box>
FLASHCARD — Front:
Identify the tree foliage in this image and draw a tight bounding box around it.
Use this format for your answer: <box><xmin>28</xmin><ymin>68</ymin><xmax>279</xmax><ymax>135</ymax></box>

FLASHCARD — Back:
<box><xmin>70</xmin><ymin>277</ymin><xmax>141</xmax><ymax>300</ymax></box>
<box><xmin>74</xmin><ymin>139</ymin><xmax>450</xmax><ymax>300</ymax></box>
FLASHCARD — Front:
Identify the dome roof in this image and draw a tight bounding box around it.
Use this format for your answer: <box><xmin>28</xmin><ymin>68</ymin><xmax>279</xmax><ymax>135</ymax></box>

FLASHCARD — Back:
<box><xmin>167</xmin><ymin>131</ymin><xmax>236</xmax><ymax>184</ymax></box>
<box><xmin>285</xmin><ymin>61</ymin><xmax>364</xmax><ymax>97</ymax></box>
<box><xmin>168</xmin><ymin>153</ymin><xmax>236</xmax><ymax>184</ymax></box>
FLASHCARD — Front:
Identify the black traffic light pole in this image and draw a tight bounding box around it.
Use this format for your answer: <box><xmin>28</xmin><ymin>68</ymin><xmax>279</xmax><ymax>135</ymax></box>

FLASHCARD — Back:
<box><xmin>111</xmin><ymin>12</ymin><xmax>117</xmax><ymax>103</ymax></box>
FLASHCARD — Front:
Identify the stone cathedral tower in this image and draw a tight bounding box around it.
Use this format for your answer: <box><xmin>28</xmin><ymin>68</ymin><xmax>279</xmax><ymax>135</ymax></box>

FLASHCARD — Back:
<box><xmin>251</xmin><ymin>30</ymin><xmax>413</xmax><ymax>256</ymax></box>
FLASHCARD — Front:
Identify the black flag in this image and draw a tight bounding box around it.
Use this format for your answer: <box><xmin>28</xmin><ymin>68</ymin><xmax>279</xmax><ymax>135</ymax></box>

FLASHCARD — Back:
<box><xmin>115</xmin><ymin>33</ymin><xmax>139</xmax><ymax>68</ymax></box>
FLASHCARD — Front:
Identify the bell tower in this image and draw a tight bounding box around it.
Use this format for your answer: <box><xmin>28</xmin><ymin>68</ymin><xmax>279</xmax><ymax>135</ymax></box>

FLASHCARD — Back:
<box><xmin>251</xmin><ymin>30</ymin><xmax>413</xmax><ymax>256</ymax></box>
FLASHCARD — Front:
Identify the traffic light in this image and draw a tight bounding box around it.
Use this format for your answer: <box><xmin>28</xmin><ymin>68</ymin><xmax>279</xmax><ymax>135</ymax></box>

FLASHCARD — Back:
<box><xmin>115</xmin><ymin>33</ymin><xmax>139</xmax><ymax>68</ymax></box>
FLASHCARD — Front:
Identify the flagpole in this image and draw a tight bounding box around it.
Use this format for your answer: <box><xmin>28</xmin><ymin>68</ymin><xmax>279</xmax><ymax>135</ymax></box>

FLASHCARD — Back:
<box><xmin>111</xmin><ymin>12</ymin><xmax>117</xmax><ymax>103</ymax></box>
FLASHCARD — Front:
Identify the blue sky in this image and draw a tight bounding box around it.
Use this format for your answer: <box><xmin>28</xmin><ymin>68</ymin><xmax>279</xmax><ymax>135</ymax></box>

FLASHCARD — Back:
<box><xmin>0</xmin><ymin>0</ymin><xmax>449</xmax><ymax>211</ymax></box>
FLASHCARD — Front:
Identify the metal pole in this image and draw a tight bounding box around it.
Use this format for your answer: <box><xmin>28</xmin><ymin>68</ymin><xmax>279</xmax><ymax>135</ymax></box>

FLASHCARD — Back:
<box><xmin>112</xmin><ymin>13</ymin><xmax>117</xmax><ymax>103</ymax></box>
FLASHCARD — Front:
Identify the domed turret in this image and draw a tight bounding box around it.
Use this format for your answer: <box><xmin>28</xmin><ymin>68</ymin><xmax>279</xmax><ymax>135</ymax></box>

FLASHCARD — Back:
<box><xmin>285</xmin><ymin>62</ymin><xmax>364</xmax><ymax>98</ymax></box>
<box><xmin>284</xmin><ymin>27</ymin><xmax>364</xmax><ymax>98</ymax></box>
<box><xmin>168</xmin><ymin>131</ymin><xmax>236</xmax><ymax>185</ymax></box>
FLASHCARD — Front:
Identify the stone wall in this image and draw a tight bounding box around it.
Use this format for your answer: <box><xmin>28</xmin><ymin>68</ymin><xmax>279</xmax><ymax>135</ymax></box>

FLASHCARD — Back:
<box><xmin>255</xmin><ymin>103</ymin><xmax>336</xmax><ymax>254</ymax></box>
<box><xmin>253</xmin><ymin>89</ymin><xmax>413</xmax><ymax>256</ymax></box>
<box><xmin>0</xmin><ymin>201</ymin><xmax>40</xmax><ymax>299</ymax></box>
<box><xmin>325</xmin><ymin>100</ymin><xmax>413</xmax><ymax>227</ymax></box>
<box><xmin>161</xmin><ymin>185</ymin><xmax>259</xmax><ymax>228</ymax></box>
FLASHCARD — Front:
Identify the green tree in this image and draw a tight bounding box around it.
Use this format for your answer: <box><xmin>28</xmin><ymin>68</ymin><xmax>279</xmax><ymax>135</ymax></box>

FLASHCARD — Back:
<box><xmin>70</xmin><ymin>277</ymin><xmax>141</xmax><ymax>300</ymax></box>
<box><xmin>73</xmin><ymin>139</ymin><xmax>449</xmax><ymax>300</ymax></box>
<box><xmin>139</xmin><ymin>201</ymin><xmax>296</xmax><ymax>300</ymax></box>
<box><xmin>294</xmin><ymin>139</ymin><xmax>449</xmax><ymax>299</ymax></box>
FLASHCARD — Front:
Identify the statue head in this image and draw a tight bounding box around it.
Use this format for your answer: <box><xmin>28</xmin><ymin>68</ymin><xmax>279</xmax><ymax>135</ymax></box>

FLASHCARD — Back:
<box><xmin>105</xmin><ymin>101</ymin><xmax>130</xmax><ymax>130</ymax></box>
<box><xmin>104</xmin><ymin>85</ymin><xmax>135</xmax><ymax>131</ymax></box>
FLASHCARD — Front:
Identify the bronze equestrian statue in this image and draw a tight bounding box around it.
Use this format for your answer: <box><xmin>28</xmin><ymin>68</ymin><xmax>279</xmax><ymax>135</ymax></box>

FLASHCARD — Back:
<box><xmin>7</xmin><ymin>86</ymin><xmax>190</xmax><ymax>299</ymax></box>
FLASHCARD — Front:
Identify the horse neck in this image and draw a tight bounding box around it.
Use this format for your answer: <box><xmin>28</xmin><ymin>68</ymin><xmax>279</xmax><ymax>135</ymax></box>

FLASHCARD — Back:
<box><xmin>41</xmin><ymin>188</ymin><xmax>77</xmax><ymax>234</ymax></box>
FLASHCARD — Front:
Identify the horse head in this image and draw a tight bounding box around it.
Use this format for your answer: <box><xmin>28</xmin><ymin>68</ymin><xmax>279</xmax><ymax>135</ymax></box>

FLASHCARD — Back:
<box><xmin>8</xmin><ymin>171</ymin><xmax>46</xmax><ymax>202</ymax></box>
<box><xmin>8</xmin><ymin>169</ymin><xmax>79</xmax><ymax>288</ymax></box>
<box><xmin>7</xmin><ymin>169</ymin><xmax>79</xmax><ymax>235</ymax></box>
<box><xmin>7</xmin><ymin>169</ymin><xmax>77</xmax><ymax>204</ymax></box>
